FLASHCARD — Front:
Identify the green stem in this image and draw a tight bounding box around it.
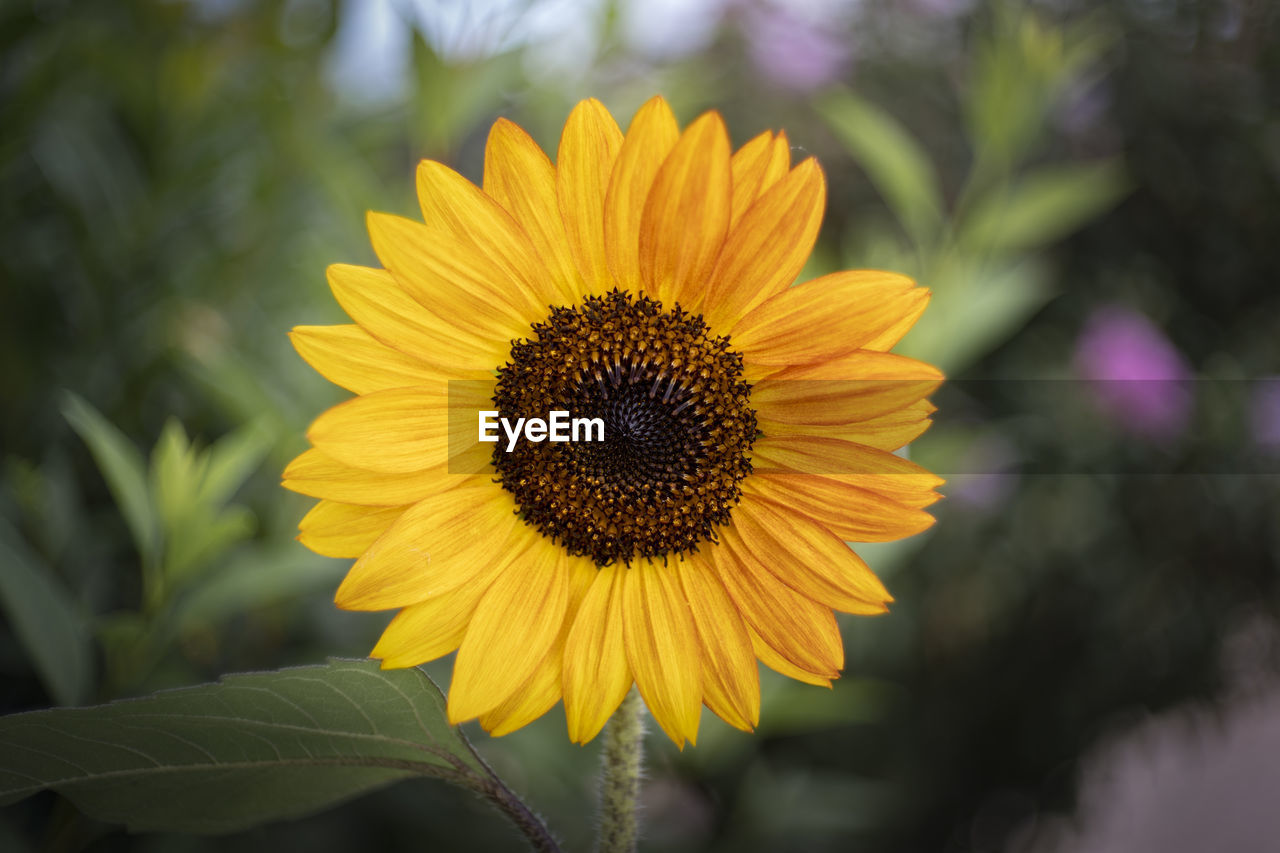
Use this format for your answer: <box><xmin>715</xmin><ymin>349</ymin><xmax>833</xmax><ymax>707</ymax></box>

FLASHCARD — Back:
<box><xmin>471</xmin><ymin>772</ymin><xmax>562</xmax><ymax>853</ymax></box>
<box><xmin>597</xmin><ymin>689</ymin><xmax>644</xmax><ymax>853</ymax></box>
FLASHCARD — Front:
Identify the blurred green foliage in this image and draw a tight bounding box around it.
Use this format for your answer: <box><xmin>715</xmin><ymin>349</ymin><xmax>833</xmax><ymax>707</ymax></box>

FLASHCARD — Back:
<box><xmin>1</xmin><ymin>0</ymin><xmax>1278</xmax><ymax>851</ymax></box>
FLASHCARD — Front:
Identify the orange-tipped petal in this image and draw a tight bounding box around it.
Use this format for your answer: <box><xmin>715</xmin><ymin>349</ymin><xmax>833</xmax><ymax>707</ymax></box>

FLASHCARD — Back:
<box><xmin>298</xmin><ymin>500</ymin><xmax>408</xmax><ymax>559</ymax></box>
<box><xmin>712</xmin><ymin>527</ymin><xmax>844</xmax><ymax>678</ymax></box>
<box><xmin>562</xmin><ymin>564</ymin><xmax>633</xmax><ymax>743</ymax></box>
<box><xmin>604</xmin><ymin>96</ymin><xmax>680</xmax><ymax>292</ymax></box>
<box><xmin>732</xmin><ymin>494</ymin><xmax>895</xmax><ymax>611</ymax></box>
<box><xmin>307</xmin><ymin>386</ymin><xmax>448</xmax><ymax>474</ymax></box>
<box><xmin>704</xmin><ymin>157</ymin><xmax>826</xmax><ymax>331</ymax></box>
<box><xmin>757</xmin><ymin>399</ymin><xmax>936</xmax><ymax>451</ymax></box>
<box><xmin>283</xmin><ymin>449</ymin><xmax>465</xmax><ymax>506</ymax></box>
<box><xmin>638</xmin><ymin>111</ymin><xmax>732</xmax><ymax>310</ymax></box>
<box><xmin>479</xmin><ymin>556</ymin><xmax>596</xmax><ymax>736</ymax></box>
<box><xmin>325</xmin><ymin>264</ymin><xmax>501</xmax><ymax>373</ymax></box>
<box><xmin>367</xmin><ymin>211</ymin><xmax>534</xmax><ymax>341</ymax></box>
<box><xmin>371</xmin><ymin>557</ymin><xmax>514</xmax><ymax>668</ymax></box>
<box><xmin>557</xmin><ymin>98</ymin><xmax>624</xmax><ymax>295</ymax></box>
<box><xmin>289</xmin><ymin>325</ymin><xmax>443</xmax><ymax>394</ymax></box>
<box><xmin>448</xmin><ymin>541</ymin><xmax>571</xmax><ymax>722</ymax></box>
<box><xmin>417</xmin><ymin>159</ymin><xmax>569</xmax><ymax>312</ymax></box>
<box><xmin>752</xmin><ymin>351</ymin><xmax>943</xmax><ymax>427</ymax></box>
<box><xmin>747</xmin><ymin>625</ymin><xmax>833</xmax><ymax>687</ymax></box>
<box><xmin>334</xmin><ymin>488</ymin><xmax>529</xmax><ymax>611</ymax></box>
<box><xmin>732</xmin><ymin>271</ymin><xmax>928</xmax><ymax>366</ymax></box>
<box><xmin>677</xmin><ymin>554</ymin><xmax>759</xmax><ymax>731</ymax></box>
<box><xmin>744</xmin><ymin>474</ymin><xmax>936</xmax><ymax>543</ymax></box>
<box><xmin>623</xmin><ymin>562</ymin><xmax>703</xmax><ymax>747</ymax></box>
<box><xmin>483</xmin><ymin>117</ymin><xmax>586</xmax><ymax>302</ymax></box>
<box><xmin>729</xmin><ymin>130</ymin><xmax>791</xmax><ymax>229</ymax></box>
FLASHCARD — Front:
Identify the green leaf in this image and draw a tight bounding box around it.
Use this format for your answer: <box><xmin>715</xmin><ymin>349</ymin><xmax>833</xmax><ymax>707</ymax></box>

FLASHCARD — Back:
<box><xmin>150</xmin><ymin>418</ymin><xmax>197</xmax><ymax>540</ymax></box>
<box><xmin>817</xmin><ymin>89</ymin><xmax>944</xmax><ymax>244</ymax></box>
<box><xmin>60</xmin><ymin>393</ymin><xmax>160</xmax><ymax>571</ymax></box>
<box><xmin>895</xmin><ymin>256</ymin><xmax>1054</xmax><ymax>373</ymax></box>
<box><xmin>0</xmin><ymin>660</ymin><xmax>508</xmax><ymax>835</ymax></box>
<box><xmin>146</xmin><ymin>419</ymin><xmax>266</xmax><ymax>583</ymax></box>
<box><xmin>169</xmin><ymin>545</ymin><xmax>343</xmax><ymax>631</ymax></box>
<box><xmin>197</xmin><ymin>420</ymin><xmax>271</xmax><ymax>508</ymax></box>
<box><xmin>164</xmin><ymin>505</ymin><xmax>256</xmax><ymax>583</ymax></box>
<box><xmin>958</xmin><ymin>160</ymin><xmax>1128</xmax><ymax>252</ymax></box>
<box><xmin>0</xmin><ymin>517</ymin><xmax>94</xmax><ymax>706</ymax></box>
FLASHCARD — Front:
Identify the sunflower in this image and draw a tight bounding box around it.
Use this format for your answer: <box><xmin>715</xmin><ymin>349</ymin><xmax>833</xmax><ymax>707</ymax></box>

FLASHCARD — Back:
<box><xmin>285</xmin><ymin>96</ymin><xmax>943</xmax><ymax>747</ymax></box>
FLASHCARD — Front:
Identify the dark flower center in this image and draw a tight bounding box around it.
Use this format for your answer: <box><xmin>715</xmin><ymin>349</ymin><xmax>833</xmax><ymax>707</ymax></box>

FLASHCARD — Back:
<box><xmin>491</xmin><ymin>289</ymin><xmax>757</xmax><ymax>566</ymax></box>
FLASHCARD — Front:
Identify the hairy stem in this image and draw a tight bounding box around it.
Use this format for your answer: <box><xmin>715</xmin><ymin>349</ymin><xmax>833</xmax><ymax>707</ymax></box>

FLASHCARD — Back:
<box><xmin>473</xmin><ymin>772</ymin><xmax>563</xmax><ymax>853</ymax></box>
<box><xmin>597</xmin><ymin>689</ymin><xmax>645</xmax><ymax>853</ymax></box>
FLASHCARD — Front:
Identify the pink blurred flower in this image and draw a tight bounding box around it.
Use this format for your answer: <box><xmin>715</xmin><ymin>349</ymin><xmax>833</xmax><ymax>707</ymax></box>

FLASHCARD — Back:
<box><xmin>742</xmin><ymin>2</ymin><xmax>851</xmax><ymax>91</ymax></box>
<box><xmin>1250</xmin><ymin>379</ymin><xmax>1280</xmax><ymax>450</ymax></box>
<box><xmin>1074</xmin><ymin>306</ymin><xmax>1192</xmax><ymax>441</ymax></box>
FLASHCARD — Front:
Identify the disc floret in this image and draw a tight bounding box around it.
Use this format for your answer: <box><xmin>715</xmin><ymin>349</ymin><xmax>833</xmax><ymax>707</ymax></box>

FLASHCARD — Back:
<box><xmin>492</xmin><ymin>290</ymin><xmax>757</xmax><ymax>566</ymax></box>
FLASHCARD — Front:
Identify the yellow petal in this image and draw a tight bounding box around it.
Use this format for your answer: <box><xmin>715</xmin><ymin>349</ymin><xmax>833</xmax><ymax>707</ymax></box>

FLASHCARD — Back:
<box><xmin>733</xmin><ymin>493</ymin><xmax>895</xmax><ymax>610</ymax></box>
<box><xmin>623</xmin><ymin>561</ymin><xmax>702</xmax><ymax>747</ymax></box>
<box><xmin>297</xmin><ymin>500</ymin><xmax>408</xmax><ymax>559</ymax></box>
<box><xmin>448</xmin><ymin>539</ymin><xmax>572</xmax><ymax>722</ymax></box>
<box><xmin>283</xmin><ymin>448</ymin><xmax>467</xmax><ymax>506</ymax></box>
<box><xmin>557</xmin><ymin>98</ymin><xmax>624</xmax><ymax>295</ymax></box>
<box><xmin>752</xmin><ymin>351</ymin><xmax>943</xmax><ymax>427</ymax></box>
<box><xmin>334</xmin><ymin>486</ymin><xmax>526</xmax><ymax>611</ymax></box>
<box><xmin>367</xmin><ymin>211</ymin><xmax>534</xmax><ymax>341</ymax></box>
<box><xmin>326</xmin><ymin>263</ymin><xmax>502</xmax><ymax>372</ymax></box>
<box><xmin>712</xmin><ymin>526</ymin><xmax>844</xmax><ymax>678</ymax></box>
<box><xmin>562</xmin><ymin>563</ymin><xmax>633</xmax><ymax>744</ymax></box>
<box><xmin>703</xmin><ymin>158</ymin><xmax>826</xmax><ymax>331</ymax></box>
<box><xmin>477</xmin><ymin>651</ymin><xmax>562</xmax><ymax>737</ymax></box>
<box><xmin>416</xmin><ymin>159</ymin><xmax>570</xmax><ymax>311</ymax></box>
<box><xmin>767</xmin><ymin>349</ymin><xmax>943</xmax><ymax>383</ymax></box>
<box><xmin>676</xmin><ymin>554</ymin><xmax>759</xmax><ymax>732</ymax></box>
<box><xmin>728</xmin><ymin>131</ymin><xmax>773</xmax><ymax>229</ymax></box>
<box><xmin>863</xmin><ymin>289</ymin><xmax>930</xmax><ymax>352</ymax></box>
<box><xmin>744</xmin><ymin>474</ymin><xmax>936</xmax><ymax>543</ymax></box>
<box><xmin>479</xmin><ymin>555</ymin><xmax>597</xmax><ymax>736</ymax></box>
<box><xmin>729</xmin><ymin>130</ymin><xmax>791</xmax><ymax>230</ymax></box>
<box><xmin>306</xmin><ymin>386</ymin><xmax>448</xmax><ymax>474</ymax></box>
<box><xmin>604</xmin><ymin>96</ymin><xmax>680</xmax><ymax>292</ymax></box>
<box><xmin>441</xmin><ymin>377</ymin><xmax>500</xmax><ymax>476</ymax></box>
<box><xmin>732</xmin><ymin>271</ymin><xmax>928</xmax><ymax>366</ymax></box>
<box><xmin>371</xmin><ymin>554</ymin><xmax>514</xmax><ymax>668</ymax></box>
<box><xmin>290</xmin><ymin>325</ymin><xmax>442</xmax><ymax>395</ymax></box>
<box><xmin>758</xmin><ymin>399</ymin><xmax>935</xmax><ymax>451</ymax></box>
<box><xmin>483</xmin><ymin>117</ymin><xmax>586</xmax><ymax>303</ymax></box>
<box><xmin>761</xmin><ymin>132</ymin><xmax>792</xmax><ymax>192</ymax></box>
<box><xmin>747</xmin><ymin>625</ymin><xmax>833</xmax><ymax>687</ymax></box>
<box><xmin>752</xmin><ymin>435</ymin><xmax>945</xmax><ymax>505</ymax></box>
<box><xmin>638</xmin><ymin>111</ymin><xmax>731</xmax><ymax>310</ymax></box>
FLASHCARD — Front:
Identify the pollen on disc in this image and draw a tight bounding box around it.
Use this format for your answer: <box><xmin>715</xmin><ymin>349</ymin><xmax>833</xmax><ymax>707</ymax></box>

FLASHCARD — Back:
<box><xmin>491</xmin><ymin>289</ymin><xmax>757</xmax><ymax>566</ymax></box>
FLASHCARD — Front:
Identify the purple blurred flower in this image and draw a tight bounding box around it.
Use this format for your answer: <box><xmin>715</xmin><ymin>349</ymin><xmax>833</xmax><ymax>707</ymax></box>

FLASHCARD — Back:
<box><xmin>1250</xmin><ymin>379</ymin><xmax>1280</xmax><ymax>450</ymax></box>
<box><xmin>742</xmin><ymin>3</ymin><xmax>851</xmax><ymax>91</ymax></box>
<box><xmin>1074</xmin><ymin>306</ymin><xmax>1192</xmax><ymax>441</ymax></box>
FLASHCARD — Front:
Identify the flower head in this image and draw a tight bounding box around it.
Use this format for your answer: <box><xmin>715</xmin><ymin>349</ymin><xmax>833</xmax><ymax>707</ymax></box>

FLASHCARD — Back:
<box><xmin>286</xmin><ymin>97</ymin><xmax>943</xmax><ymax>747</ymax></box>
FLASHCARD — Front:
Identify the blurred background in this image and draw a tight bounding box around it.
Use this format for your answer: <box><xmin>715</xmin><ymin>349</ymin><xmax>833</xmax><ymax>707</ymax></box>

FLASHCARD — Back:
<box><xmin>2</xmin><ymin>0</ymin><xmax>1279</xmax><ymax>850</ymax></box>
